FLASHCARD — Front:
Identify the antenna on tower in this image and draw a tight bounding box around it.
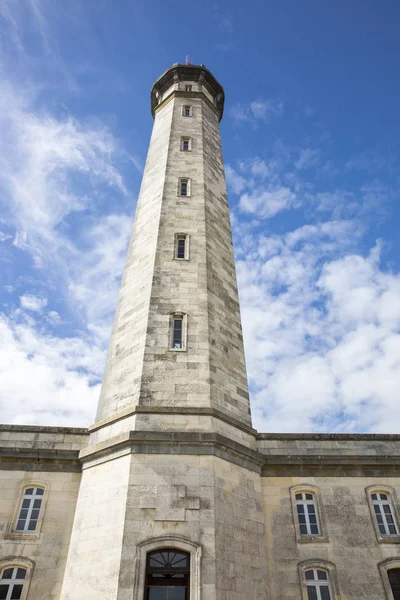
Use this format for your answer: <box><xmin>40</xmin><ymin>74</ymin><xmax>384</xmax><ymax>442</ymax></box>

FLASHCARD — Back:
<box><xmin>185</xmin><ymin>55</ymin><xmax>192</xmax><ymax>66</ymax></box>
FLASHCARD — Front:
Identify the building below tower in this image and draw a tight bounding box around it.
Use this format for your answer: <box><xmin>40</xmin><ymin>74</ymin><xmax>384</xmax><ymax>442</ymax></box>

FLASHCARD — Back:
<box><xmin>0</xmin><ymin>63</ymin><xmax>400</xmax><ymax>600</ymax></box>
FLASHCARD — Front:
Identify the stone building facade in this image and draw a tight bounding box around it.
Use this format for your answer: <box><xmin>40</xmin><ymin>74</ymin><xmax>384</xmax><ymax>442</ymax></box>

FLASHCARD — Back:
<box><xmin>1</xmin><ymin>63</ymin><xmax>400</xmax><ymax>600</ymax></box>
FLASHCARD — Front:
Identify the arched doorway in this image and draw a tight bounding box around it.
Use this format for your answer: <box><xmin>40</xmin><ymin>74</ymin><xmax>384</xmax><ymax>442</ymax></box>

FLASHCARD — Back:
<box><xmin>145</xmin><ymin>549</ymin><xmax>190</xmax><ymax>600</ymax></box>
<box><xmin>388</xmin><ymin>569</ymin><xmax>400</xmax><ymax>600</ymax></box>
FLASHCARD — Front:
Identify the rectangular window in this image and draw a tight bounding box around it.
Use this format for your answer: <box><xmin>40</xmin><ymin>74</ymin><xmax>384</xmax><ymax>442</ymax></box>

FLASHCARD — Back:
<box><xmin>181</xmin><ymin>137</ymin><xmax>191</xmax><ymax>151</ymax></box>
<box><xmin>172</xmin><ymin>318</ymin><xmax>183</xmax><ymax>349</ymax></box>
<box><xmin>178</xmin><ymin>178</ymin><xmax>190</xmax><ymax>197</ymax></box>
<box><xmin>182</xmin><ymin>105</ymin><xmax>192</xmax><ymax>117</ymax></box>
<box><xmin>296</xmin><ymin>493</ymin><xmax>319</xmax><ymax>536</ymax></box>
<box><xmin>185</xmin><ymin>85</ymin><xmax>192</xmax><ymax>91</ymax></box>
<box><xmin>372</xmin><ymin>493</ymin><xmax>398</xmax><ymax>536</ymax></box>
<box><xmin>0</xmin><ymin>567</ymin><xmax>26</xmax><ymax>600</ymax></box>
<box><xmin>16</xmin><ymin>487</ymin><xmax>44</xmax><ymax>533</ymax></box>
<box><xmin>175</xmin><ymin>234</ymin><xmax>188</xmax><ymax>260</ymax></box>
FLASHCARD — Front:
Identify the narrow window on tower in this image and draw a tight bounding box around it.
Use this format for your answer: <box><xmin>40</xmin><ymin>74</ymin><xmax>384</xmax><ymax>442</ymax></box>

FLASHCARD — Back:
<box><xmin>181</xmin><ymin>137</ymin><xmax>192</xmax><ymax>151</ymax></box>
<box><xmin>169</xmin><ymin>313</ymin><xmax>187</xmax><ymax>351</ymax></box>
<box><xmin>174</xmin><ymin>234</ymin><xmax>189</xmax><ymax>260</ymax></box>
<box><xmin>182</xmin><ymin>105</ymin><xmax>192</xmax><ymax>117</ymax></box>
<box><xmin>178</xmin><ymin>178</ymin><xmax>191</xmax><ymax>197</ymax></box>
<box><xmin>295</xmin><ymin>492</ymin><xmax>320</xmax><ymax>536</ymax></box>
<box><xmin>185</xmin><ymin>84</ymin><xmax>193</xmax><ymax>91</ymax></box>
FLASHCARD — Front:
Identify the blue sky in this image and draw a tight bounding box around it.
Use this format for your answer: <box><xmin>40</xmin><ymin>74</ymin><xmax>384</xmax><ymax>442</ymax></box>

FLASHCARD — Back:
<box><xmin>1</xmin><ymin>0</ymin><xmax>400</xmax><ymax>432</ymax></box>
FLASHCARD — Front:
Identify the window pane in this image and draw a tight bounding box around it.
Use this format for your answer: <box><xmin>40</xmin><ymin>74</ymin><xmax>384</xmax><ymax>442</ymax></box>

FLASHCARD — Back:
<box><xmin>389</xmin><ymin>524</ymin><xmax>397</xmax><ymax>535</ymax></box>
<box><xmin>320</xmin><ymin>586</ymin><xmax>332</xmax><ymax>600</ymax></box>
<box><xmin>177</xmin><ymin>239</ymin><xmax>186</xmax><ymax>259</ymax></box>
<box><xmin>11</xmin><ymin>585</ymin><xmax>23</xmax><ymax>600</ymax></box>
<box><xmin>36</xmin><ymin>489</ymin><xmax>44</xmax><ymax>496</ymax></box>
<box><xmin>27</xmin><ymin>520</ymin><xmax>37</xmax><ymax>531</ymax></box>
<box><xmin>306</xmin><ymin>585</ymin><xmax>318</xmax><ymax>600</ymax></box>
<box><xmin>33</xmin><ymin>499</ymin><xmax>42</xmax><ymax>509</ymax></box>
<box><xmin>295</xmin><ymin>493</ymin><xmax>302</xmax><ymax>500</ymax></box>
<box><xmin>310</xmin><ymin>524</ymin><xmax>319</xmax><ymax>535</ymax></box>
<box><xmin>374</xmin><ymin>505</ymin><xmax>380</xmax><ymax>514</ymax></box>
<box><xmin>19</xmin><ymin>509</ymin><xmax>28</xmax><ymax>519</ymax></box>
<box><xmin>0</xmin><ymin>585</ymin><xmax>8</xmax><ymax>600</ymax></box>
<box><xmin>317</xmin><ymin>570</ymin><xmax>328</xmax><ymax>580</ymax></box>
<box><xmin>305</xmin><ymin>493</ymin><xmax>313</xmax><ymax>500</ymax></box>
<box><xmin>31</xmin><ymin>509</ymin><xmax>40</xmax><ymax>520</ymax></box>
<box><xmin>371</xmin><ymin>493</ymin><xmax>377</xmax><ymax>500</ymax></box>
<box><xmin>297</xmin><ymin>505</ymin><xmax>305</xmax><ymax>514</ymax></box>
<box><xmin>15</xmin><ymin>570</ymin><xmax>25</xmax><ymax>580</ymax></box>
<box><xmin>2</xmin><ymin>569</ymin><xmax>13</xmax><ymax>580</ymax></box>
<box><xmin>298</xmin><ymin>515</ymin><xmax>306</xmax><ymax>524</ymax></box>
<box><xmin>308</xmin><ymin>514</ymin><xmax>317</xmax><ymax>524</ymax></box>
<box><xmin>305</xmin><ymin>571</ymin><xmax>314</xmax><ymax>581</ymax></box>
<box><xmin>380</xmin><ymin>494</ymin><xmax>388</xmax><ymax>500</ymax></box>
<box><xmin>21</xmin><ymin>500</ymin><xmax>30</xmax><ymax>509</ymax></box>
<box><xmin>25</xmin><ymin>488</ymin><xmax>34</xmax><ymax>495</ymax></box>
<box><xmin>384</xmin><ymin>504</ymin><xmax>392</xmax><ymax>514</ymax></box>
<box><xmin>16</xmin><ymin>520</ymin><xmax>25</xmax><ymax>531</ymax></box>
<box><xmin>379</xmin><ymin>524</ymin><xmax>386</xmax><ymax>534</ymax></box>
<box><xmin>300</xmin><ymin>524</ymin><xmax>308</xmax><ymax>535</ymax></box>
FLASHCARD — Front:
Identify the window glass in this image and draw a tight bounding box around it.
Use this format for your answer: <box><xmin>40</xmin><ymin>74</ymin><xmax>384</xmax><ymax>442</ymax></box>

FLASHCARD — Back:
<box><xmin>0</xmin><ymin>567</ymin><xmax>26</xmax><ymax>600</ymax></box>
<box><xmin>145</xmin><ymin>549</ymin><xmax>190</xmax><ymax>600</ymax></box>
<box><xmin>296</xmin><ymin>492</ymin><xmax>320</xmax><ymax>536</ymax></box>
<box><xmin>305</xmin><ymin>569</ymin><xmax>331</xmax><ymax>600</ymax></box>
<box><xmin>179</xmin><ymin>179</ymin><xmax>189</xmax><ymax>196</ymax></box>
<box><xmin>388</xmin><ymin>569</ymin><xmax>400</xmax><ymax>600</ymax></box>
<box><xmin>175</xmin><ymin>236</ymin><xmax>186</xmax><ymax>260</ymax></box>
<box><xmin>16</xmin><ymin>488</ymin><xmax>44</xmax><ymax>532</ymax></box>
<box><xmin>371</xmin><ymin>492</ymin><xmax>398</xmax><ymax>536</ymax></box>
<box><xmin>182</xmin><ymin>106</ymin><xmax>192</xmax><ymax>117</ymax></box>
<box><xmin>173</xmin><ymin>319</ymin><xmax>183</xmax><ymax>349</ymax></box>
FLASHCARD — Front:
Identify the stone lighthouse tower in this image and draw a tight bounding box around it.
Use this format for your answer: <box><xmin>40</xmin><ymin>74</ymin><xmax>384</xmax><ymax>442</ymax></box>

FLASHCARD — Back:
<box><xmin>60</xmin><ymin>63</ymin><xmax>268</xmax><ymax>600</ymax></box>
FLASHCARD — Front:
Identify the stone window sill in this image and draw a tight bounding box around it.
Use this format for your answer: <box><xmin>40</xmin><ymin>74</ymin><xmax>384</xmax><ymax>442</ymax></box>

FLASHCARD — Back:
<box><xmin>377</xmin><ymin>535</ymin><xmax>400</xmax><ymax>544</ymax></box>
<box><xmin>297</xmin><ymin>535</ymin><xmax>329</xmax><ymax>544</ymax></box>
<box><xmin>4</xmin><ymin>532</ymin><xmax>40</xmax><ymax>543</ymax></box>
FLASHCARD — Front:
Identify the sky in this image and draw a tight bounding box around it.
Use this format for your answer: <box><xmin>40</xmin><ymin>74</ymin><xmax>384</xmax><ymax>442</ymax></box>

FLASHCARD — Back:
<box><xmin>0</xmin><ymin>0</ymin><xmax>400</xmax><ymax>433</ymax></box>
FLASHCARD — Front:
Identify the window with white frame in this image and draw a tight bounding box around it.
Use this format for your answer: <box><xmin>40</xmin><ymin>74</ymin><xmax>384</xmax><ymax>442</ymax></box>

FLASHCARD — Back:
<box><xmin>185</xmin><ymin>85</ymin><xmax>192</xmax><ymax>92</ymax></box>
<box><xmin>15</xmin><ymin>487</ymin><xmax>44</xmax><ymax>532</ymax></box>
<box><xmin>296</xmin><ymin>492</ymin><xmax>319</xmax><ymax>536</ymax></box>
<box><xmin>170</xmin><ymin>314</ymin><xmax>187</xmax><ymax>350</ymax></box>
<box><xmin>178</xmin><ymin>178</ymin><xmax>190</xmax><ymax>197</ymax></box>
<box><xmin>305</xmin><ymin>569</ymin><xmax>332</xmax><ymax>600</ymax></box>
<box><xmin>182</xmin><ymin>105</ymin><xmax>192</xmax><ymax>117</ymax></box>
<box><xmin>174</xmin><ymin>234</ymin><xmax>189</xmax><ymax>260</ymax></box>
<box><xmin>181</xmin><ymin>137</ymin><xmax>191</xmax><ymax>151</ymax></box>
<box><xmin>0</xmin><ymin>566</ymin><xmax>26</xmax><ymax>600</ymax></box>
<box><xmin>371</xmin><ymin>492</ymin><xmax>398</xmax><ymax>536</ymax></box>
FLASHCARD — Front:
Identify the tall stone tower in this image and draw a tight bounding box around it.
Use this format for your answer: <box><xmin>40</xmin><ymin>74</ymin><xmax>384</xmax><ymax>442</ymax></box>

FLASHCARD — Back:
<box><xmin>60</xmin><ymin>64</ymin><xmax>268</xmax><ymax>600</ymax></box>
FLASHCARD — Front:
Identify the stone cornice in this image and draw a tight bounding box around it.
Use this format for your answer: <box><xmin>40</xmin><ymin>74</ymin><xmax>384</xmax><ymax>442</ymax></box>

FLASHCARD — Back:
<box><xmin>0</xmin><ymin>424</ymin><xmax>89</xmax><ymax>434</ymax></box>
<box><xmin>80</xmin><ymin>431</ymin><xmax>264</xmax><ymax>474</ymax></box>
<box><xmin>257</xmin><ymin>432</ymin><xmax>400</xmax><ymax>441</ymax></box>
<box><xmin>88</xmin><ymin>405</ymin><xmax>257</xmax><ymax>436</ymax></box>
<box><xmin>0</xmin><ymin>447</ymin><xmax>82</xmax><ymax>472</ymax></box>
<box><xmin>154</xmin><ymin>90</ymin><xmax>221</xmax><ymax>121</ymax></box>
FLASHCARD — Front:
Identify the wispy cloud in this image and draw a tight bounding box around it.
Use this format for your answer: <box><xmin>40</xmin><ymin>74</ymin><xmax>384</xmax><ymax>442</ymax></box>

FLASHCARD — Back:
<box><xmin>229</xmin><ymin>99</ymin><xmax>284</xmax><ymax>127</ymax></box>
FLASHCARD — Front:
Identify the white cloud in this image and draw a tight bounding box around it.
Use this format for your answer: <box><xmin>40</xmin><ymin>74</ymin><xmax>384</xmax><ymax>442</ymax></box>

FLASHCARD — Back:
<box><xmin>0</xmin><ymin>231</ymin><xmax>12</xmax><ymax>242</ymax></box>
<box><xmin>20</xmin><ymin>294</ymin><xmax>48</xmax><ymax>312</ymax></box>
<box><xmin>0</xmin><ymin>310</ymin><xmax>101</xmax><ymax>425</ymax></box>
<box><xmin>295</xmin><ymin>147</ymin><xmax>320</xmax><ymax>170</ymax></box>
<box><xmin>236</xmin><ymin>222</ymin><xmax>400</xmax><ymax>433</ymax></box>
<box><xmin>229</xmin><ymin>98</ymin><xmax>284</xmax><ymax>126</ymax></box>
<box><xmin>239</xmin><ymin>187</ymin><xmax>296</xmax><ymax>218</ymax></box>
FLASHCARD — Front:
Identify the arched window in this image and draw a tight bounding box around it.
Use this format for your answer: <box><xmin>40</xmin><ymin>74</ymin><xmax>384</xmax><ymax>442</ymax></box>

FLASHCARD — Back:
<box><xmin>15</xmin><ymin>487</ymin><xmax>44</xmax><ymax>532</ymax></box>
<box><xmin>371</xmin><ymin>492</ymin><xmax>398</xmax><ymax>536</ymax></box>
<box><xmin>366</xmin><ymin>486</ymin><xmax>400</xmax><ymax>543</ymax></box>
<box><xmin>290</xmin><ymin>485</ymin><xmax>328</xmax><ymax>543</ymax></box>
<box><xmin>145</xmin><ymin>549</ymin><xmax>190</xmax><ymax>600</ymax></box>
<box><xmin>305</xmin><ymin>569</ymin><xmax>332</xmax><ymax>600</ymax></box>
<box><xmin>0</xmin><ymin>566</ymin><xmax>27</xmax><ymax>600</ymax></box>
<box><xmin>388</xmin><ymin>569</ymin><xmax>400</xmax><ymax>600</ymax></box>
